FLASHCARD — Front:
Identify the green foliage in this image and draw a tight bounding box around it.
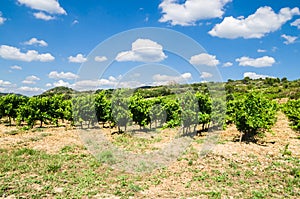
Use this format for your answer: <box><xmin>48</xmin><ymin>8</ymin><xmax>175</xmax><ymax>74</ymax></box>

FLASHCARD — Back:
<box><xmin>235</xmin><ymin>92</ymin><xmax>278</xmax><ymax>141</ymax></box>
<box><xmin>162</xmin><ymin>97</ymin><xmax>181</xmax><ymax>128</ymax></box>
<box><xmin>129</xmin><ymin>93</ymin><xmax>151</xmax><ymax>128</ymax></box>
<box><xmin>282</xmin><ymin>99</ymin><xmax>300</xmax><ymax>131</ymax></box>
<box><xmin>72</xmin><ymin>94</ymin><xmax>97</xmax><ymax>128</ymax></box>
<box><xmin>17</xmin><ymin>96</ymin><xmax>51</xmax><ymax>127</ymax></box>
<box><xmin>111</xmin><ymin>89</ymin><xmax>131</xmax><ymax>132</ymax></box>
<box><xmin>149</xmin><ymin>97</ymin><xmax>166</xmax><ymax>128</ymax></box>
<box><xmin>195</xmin><ymin>92</ymin><xmax>212</xmax><ymax>130</ymax></box>
<box><xmin>180</xmin><ymin>91</ymin><xmax>198</xmax><ymax>133</ymax></box>
<box><xmin>0</xmin><ymin>94</ymin><xmax>27</xmax><ymax>125</ymax></box>
<box><xmin>95</xmin><ymin>90</ymin><xmax>110</xmax><ymax>125</ymax></box>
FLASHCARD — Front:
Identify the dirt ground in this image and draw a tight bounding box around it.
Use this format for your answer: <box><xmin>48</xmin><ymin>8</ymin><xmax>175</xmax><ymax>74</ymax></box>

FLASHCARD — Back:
<box><xmin>0</xmin><ymin>112</ymin><xmax>299</xmax><ymax>198</ymax></box>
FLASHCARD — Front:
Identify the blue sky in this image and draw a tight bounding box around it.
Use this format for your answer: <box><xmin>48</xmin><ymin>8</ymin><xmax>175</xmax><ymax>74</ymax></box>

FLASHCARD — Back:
<box><xmin>0</xmin><ymin>0</ymin><xmax>299</xmax><ymax>96</ymax></box>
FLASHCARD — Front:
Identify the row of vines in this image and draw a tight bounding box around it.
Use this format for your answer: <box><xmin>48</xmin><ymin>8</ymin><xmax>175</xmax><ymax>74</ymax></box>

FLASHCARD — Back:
<box><xmin>0</xmin><ymin>89</ymin><xmax>298</xmax><ymax>141</ymax></box>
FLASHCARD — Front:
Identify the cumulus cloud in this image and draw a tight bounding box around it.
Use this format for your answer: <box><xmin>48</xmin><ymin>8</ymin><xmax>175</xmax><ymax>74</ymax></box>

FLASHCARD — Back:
<box><xmin>24</xmin><ymin>38</ymin><xmax>48</xmax><ymax>47</ymax></box>
<box><xmin>200</xmin><ymin>72</ymin><xmax>213</xmax><ymax>78</ymax></box>
<box><xmin>33</xmin><ymin>12</ymin><xmax>55</xmax><ymax>20</ymax></box>
<box><xmin>10</xmin><ymin>65</ymin><xmax>22</xmax><ymax>70</ymax></box>
<box><xmin>17</xmin><ymin>86</ymin><xmax>45</xmax><ymax>93</ymax></box>
<box><xmin>236</xmin><ymin>56</ymin><xmax>275</xmax><ymax>67</ymax></box>
<box><xmin>223</xmin><ymin>62</ymin><xmax>233</xmax><ymax>67</ymax></box>
<box><xmin>244</xmin><ymin>72</ymin><xmax>274</xmax><ymax>80</ymax></box>
<box><xmin>116</xmin><ymin>38</ymin><xmax>167</xmax><ymax>62</ymax></box>
<box><xmin>190</xmin><ymin>53</ymin><xmax>220</xmax><ymax>66</ymax></box>
<box><xmin>48</xmin><ymin>71</ymin><xmax>78</xmax><ymax>80</ymax></box>
<box><xmin>209</xmin><ymin>6</ymin><xmax>300</xmax><ymax>39</ymax></box>
<box><xmin>0</xmin><ymin>12</ymin><xmax>6</xmax><ymax>25</ymax></box>
<box><xmin>291</xmin><ymin>18</ymin><xmax>300</xmax><ymax>29</ymax></box>
<box><xmin>17</xmin><ymin>0</ymin><xmax>66</xmax><ymax>15</ymax></box>
<box><xmin>0</xmin><ymin>45</ymin><xmax>54</xmax><ymax>62</ymax></box>
<box><xmin>73</xmin><ymin>77</ymin><xmax>120</xmax><ymax>91</ymax></box>
<box><xmin>22</xmin><ymin>75</ymin><xmax>40</xmax><ymax>84</ymax></box>
<box><xmin>0</xmin><ymin>80</ymin><xmax>12</xmax><ymax>87</ymax></box>
<box><xmin>68</xmin><ymin>53</ymin><xmax>87</xmax><ymax>63</ymax></box>
<box><xmin>152</xmin><ymin>72</ymin><xmax>192</xmax><ymax>85</ymax></box>
<box><xmin>281</xmin><ymin>34</ymin><xmax>297</xmax><ymax>44</ymax></box>
<box><xmin>159</xmin><ymin>0</ymin><xmax>231</xmax><ymax>26</ymax></box>
<box><xmin>94</xmin><ymin>56</ymin><xmax>108</xmax><ymax>62</ymax></box>
<box><xmin>257</xmin><ymin>49</ymin><xmax>267</xmax><ymax>53</ymax></box>
<box><xmin>53</xmin><ymin>80</ymin><xmax>71</xmax><ymax>87</ymax></box>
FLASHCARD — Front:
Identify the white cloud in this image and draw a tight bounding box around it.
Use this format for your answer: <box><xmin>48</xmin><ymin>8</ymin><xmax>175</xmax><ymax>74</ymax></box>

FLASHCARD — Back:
<box><xmin>22</xmin><ymin>75</ymin><xmax>40</xmax><ymax>84</ymax></box>
<box><xmin>209</xmin><ymin>6</ymin><xmax>300</xmax><ymax>39</ymax></box>
<box><xmin>45</xmin><ymin>83</ymin><xmax>52</xmax><ymax>87</ymax></box>
<box><xmin>152</xmin><ymin>72</ymin><xmax>192</xmax><ymax>85</ymax></box>
<box><xmin>94</xmin><ymin>56</ymin><xmax>108</xmax><ymax>62</ymax></box>
<box><xmin>223</xmin><ymin>62</ymin><xmax>233</xmax><ymax>67</ymax></box>
<box><xmin>10</xmin><ymin>65</ymin><xmax>22</xmax><ymax>70</ymax></box>
<box><xmin>0</xmin><ymin>80</ymin><xmax>12</xmax><ymax>87</ymax></box>
<box><xmin>244</xmin><ymin>72</ymin><xmax>274</xmax><ymax>80</ymax></box>
<box><xmin>17</xmin><ymin>86</ymin><xmax>45</xmax><ymax>93</ymax></box>
<box><xmin>53</xmin><ymin>80</ymin><xmax>71</xmax><ymax>87</ymax></box>
<box><xmin>0</xmin><ymin>45</ymin><xmax>55</xmax><ymax>62</ymax></box>
<box><xmin>257</xmin><ymin>49</ymin><xmax>267</xmax><ymax>53</ymax></box>
<box><xmin>0</xmin><ymin>12</ymin><xmax>6</xmax><ymax>25</ymax></box>
<box><xmin>159</xmin><ymin>0</ymin><xmax>231</xmax><ymax>26</ymax></box>
<box><xmin>68</xmin><ymin>53</ymin><xmax>87</xmax><ymax>63</ymax></box>
<box><xmin>200</xmin><ymin>72</ymin><xmax>213</xmax><ymax>78</ymax></box>
<box><xmin>17</xmin><ymin>0</ymin><xmax>66</xmax><ymax>15</ymax></box>
<box><xmin>33</xmin><ymin>12</ymin><xmax>55</xmax><ymax>20</ymax></box>
<box><xmin>190</xmin><ymin>53</ymin><xmax>220</xmax><ymax>66</ymax></box>
<box><xmin>48</xmin><ymin>71</ymin><xmax>78</xmax><ymax>80</ymax></box>
<box><xmin>291</xmin><ymin>18</ymin><xmax>300</xmax><ymax>29</ymax></box>
<box><xmin>24</xmin><ymin>37</ymin><xmax>48</xmax><ymax>47</ymax></box>
<box><xmin>116</xmin><ymin>38</ymin><xmax>167</xmax><ymax>62</ymax></box>
<box><xmin>73</xmin><ymin>78</ymin><xmax>119</xmax><ymax>90</ymax></box>
<box><xmin>236</xmin><ymin>56</ymin><xmax>275</xmax><ymax>67</ymax></box>
<box><xmin>281</xmin><ymin>34</ymin><xmax>297</xmax><ymax>44</ymax></box>
<box><xmin>72</xmin><ymin>20</ymin><xmax>79</xmax><ymax>25</ymax></box>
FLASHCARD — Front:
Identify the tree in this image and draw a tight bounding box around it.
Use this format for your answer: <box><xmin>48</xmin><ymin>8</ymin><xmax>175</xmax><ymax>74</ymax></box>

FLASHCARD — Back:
<box><xmin>49</xmin><ymin>94</ymin><xmax>70</xmax><ymax>126</ymax></box>
<box><xmin>95</xmin><ymin>90</ymin><xmax>110</xmax><ymax>127</ymax></box>
<box><xmin>180</xmin><ymin>91</ymin><xmax>198</xmax><ymax>134</ymax></box>
<box><xmin>17</xmin><ymin>96</ymin><xmax>51</xmax><ymax>128</ymax></box>
<box><xmin>162</xmin><ymin>97</ymin><xmax>181</xmax><ymax>128</ymax></box>
<box><xmin>2</xmin><ymin>94</ymin><xmax>27</xmax><ymax>125</ymax></box>
<box><xmin>111</xmin><ymin>89</ymin><xmax>131</xmax><ymax>132</ymax></box>
<box><xmin>282</xmin><ymin>99</ymin><xmax>300</xmax><ymax>131</ymax></box>
<box><xmin>235</xmin><ymin>92</ymin><xmax>278</xmax><ymax>142</ymax></box>
<box><xmin>72</xmin><ymin>94</ymin><xmax>97</xmax><ymax>128</ymax></box>
<box><xmin>195</xmin><ymin>92</ymin><xmax>212</xmax><ymax>130</ymax></box>
<box><xmin>149</xmin><ymin>97</ymin><xmax>166</xmax><ymax>128</ymax></box>
<box><xmin>129</xmin><ymin>93</ymin><xmax>151</xmax><ymax>129</ymax></box>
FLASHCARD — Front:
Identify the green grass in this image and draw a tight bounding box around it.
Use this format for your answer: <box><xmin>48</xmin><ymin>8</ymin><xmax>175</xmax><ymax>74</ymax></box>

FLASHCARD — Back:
<box><xmin>0</xmin><ymin>135</ymin><xmax>299</xmax><ymax>198</ymax></box>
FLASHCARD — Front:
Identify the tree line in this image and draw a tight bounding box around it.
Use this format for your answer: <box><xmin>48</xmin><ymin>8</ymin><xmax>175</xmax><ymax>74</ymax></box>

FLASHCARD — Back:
<box><xmin>1</xmin><ymin>89</ymin><xmax>297</xmax><ymax>141</ymax></box>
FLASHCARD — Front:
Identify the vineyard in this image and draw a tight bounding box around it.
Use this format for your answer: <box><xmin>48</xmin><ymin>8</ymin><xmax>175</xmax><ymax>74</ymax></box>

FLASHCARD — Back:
<box><xmin>0</xmin><ymin>77</ymin><xmax>299</xmax><ymax>198</ymax></box>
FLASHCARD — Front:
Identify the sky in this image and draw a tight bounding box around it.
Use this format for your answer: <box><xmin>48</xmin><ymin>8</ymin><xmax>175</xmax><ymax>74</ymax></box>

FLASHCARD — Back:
<box><xmin>0</xmin><ymin>0</ymin><xmax>299</xmax><ymax>96</ymax></box>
